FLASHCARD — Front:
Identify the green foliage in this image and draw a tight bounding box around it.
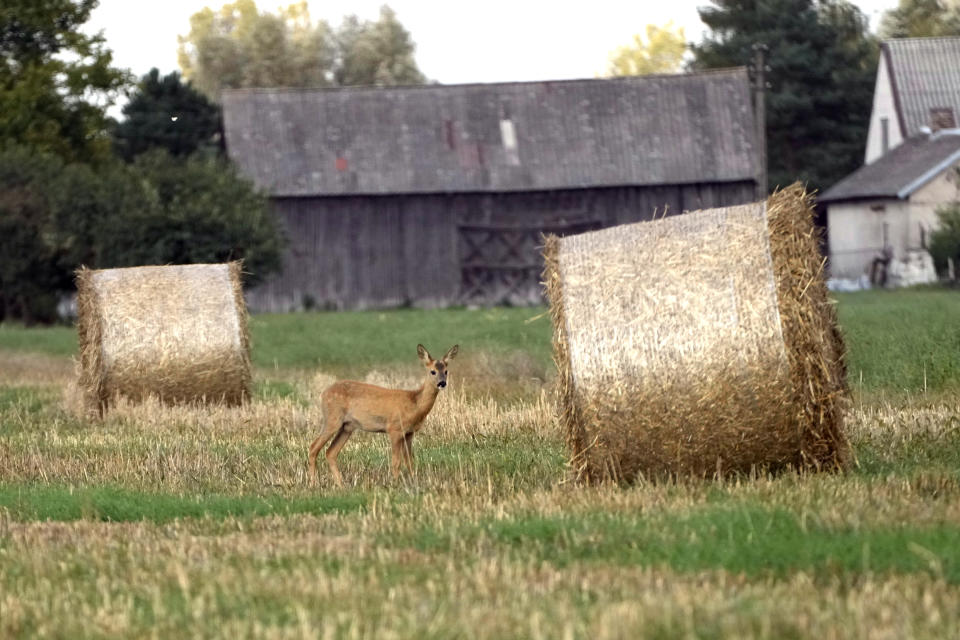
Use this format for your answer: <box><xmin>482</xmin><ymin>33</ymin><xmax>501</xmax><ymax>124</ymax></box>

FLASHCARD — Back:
<box><xmin>112</xmin><ymin>69</ymin><xmax>223</xmax><ymax>161</ymax></box>
<box><xmin>0</xmin><ymin>147</ymin><xmax>89</xmax><ymax>323</ymax></box>
<box><xmin>606</xmin><ymin>22</ymin><xmax>687</xmax><ymax>76</ymax></box>
<box><xmin>105</xmin><ymin>151</ymin><xmax>284</xmax><ymax>285</ymax></box>
<box><xmin>880</xmin><ymin>0</ymin><xmax>960</xmax><ymax>38</ymax></box>
<box><xmin>177</xmin><ymin>1</ymin><xmax>424</xmax><ymax>99</ymax></box>
<box><xmin>0</xmin><ymin>0</ymin><xmax>129</xmax><ymax>163</ymax></box>
<box><xmin>929</xmin><ymin>202</ymin><xmax>960</xmax><ymax>277</ymax></box>
<box><xmin>690</xmin><ymin>0</ymin><xmax>878</xmax><ymax>194</ymax></box>
<box><xmin>333</xmin><ymin>6</ymin><xmax>425</xmax><ymax>87</ymax></box>
<box><xmin>0</xmin><ymin>146</ymin><xmax>283</xmax><ymax>322</ymax></box>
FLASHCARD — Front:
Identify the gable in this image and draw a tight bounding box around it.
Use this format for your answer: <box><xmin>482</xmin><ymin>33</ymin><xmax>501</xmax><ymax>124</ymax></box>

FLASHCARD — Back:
<box><xmin>865</xmin><ymin>50</ymin><xmax>905</xmax><ymax>164</ymax></box>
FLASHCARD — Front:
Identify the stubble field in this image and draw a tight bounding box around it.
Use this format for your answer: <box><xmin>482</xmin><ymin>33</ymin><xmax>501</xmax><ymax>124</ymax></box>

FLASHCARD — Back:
<box><xmin>1</xmin><ymin>291</ymin><xmax>960</xmax><ymax>638</ymax></box>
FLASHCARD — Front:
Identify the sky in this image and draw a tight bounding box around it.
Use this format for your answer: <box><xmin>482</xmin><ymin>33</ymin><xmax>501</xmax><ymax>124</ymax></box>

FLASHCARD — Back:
<box><xmin>86</xmin><ymin>0</ymin><xmax>901</xmax><ymax>86</ymax></box>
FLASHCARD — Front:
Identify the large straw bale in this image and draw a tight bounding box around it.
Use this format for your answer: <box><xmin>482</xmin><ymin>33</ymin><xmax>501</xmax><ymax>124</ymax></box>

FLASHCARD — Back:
<box><xmin>76</xmin><ymin>262</ymin><xmax>252</xmax><ymax>416</ymax></box>
<box><xmin>542</xmin><ymin>184</ymin><xmax>848</xmax><ymax>482</ymax></box>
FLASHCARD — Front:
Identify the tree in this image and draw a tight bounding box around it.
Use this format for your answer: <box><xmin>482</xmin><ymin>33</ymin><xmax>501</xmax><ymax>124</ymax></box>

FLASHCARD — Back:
<box><xmin>690</xmin><ymin>0</ymin><xmax>878</xmax><ymax>195</ymax></box>
<box><xmin>879</xmin><ymin>0</ymin><xmax>960</xmax><ymax>38</ymax></box>
<box><xmin>112</xmin><ymin>68</ymin><xmax>223</xmax><ymax>161</ymax></box>
<box><xmin>177</xmin><ymin>1</ymin><xmax>424</xmax><ymax>99</ymax></box>
<box><xmin>333</xmin><ymin>6</ymin><xmax>425</xmax><ymax>86</ymax></box>
<box><xmin>606</xmin><ymin>22</ymin><xmax>687</xmax><ymax>76</ymax></box>
<box><xmin>110</xmin><ymin>151</ymin><xmax>284</xmax><ymax>286</ymax></box>
<box><xmin>0</xmin><ymin>0</ymin><xmax>129</xmax><ymax>163</ymax></box>
<box><xmin>0</xmin><ymin>148</ymin><xmax>66</xmax><ymax>323</ymax></box>
<box><xmin>0</xmin><ymin>146</ymin><xmax>284</xmax><ymax>323</ymax></box>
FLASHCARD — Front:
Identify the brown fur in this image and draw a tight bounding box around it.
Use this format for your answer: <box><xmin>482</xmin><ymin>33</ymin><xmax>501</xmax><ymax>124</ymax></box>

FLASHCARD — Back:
<box><xmin>308</xmin><ymin>344</ymin><xmax>458</xmax><ymax>487</ymax></box>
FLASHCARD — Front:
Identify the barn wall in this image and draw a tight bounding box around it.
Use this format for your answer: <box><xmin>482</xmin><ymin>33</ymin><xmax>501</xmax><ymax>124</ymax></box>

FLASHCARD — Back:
<box><xmin>245</xmin><ymin>181</ymin><xmax>757</xmax><ymax>312</ymax></box>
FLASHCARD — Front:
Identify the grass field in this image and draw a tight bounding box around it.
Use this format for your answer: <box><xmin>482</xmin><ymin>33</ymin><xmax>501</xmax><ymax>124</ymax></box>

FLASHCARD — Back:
<box><xmin>1</xmin><ymin>289</ymin><xmax>960</xmax><ymax>638</ymax></box>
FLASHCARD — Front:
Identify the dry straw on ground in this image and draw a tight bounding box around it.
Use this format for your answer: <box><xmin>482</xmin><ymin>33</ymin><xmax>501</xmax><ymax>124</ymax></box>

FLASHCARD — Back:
<box><xmin>543</xmin><ymin>184</ymin><xmax>848</xmax><ymax>482</ymax></box>
<box><xmin>76</xmin><ymin>262</ymin><xmax>251</xmax><ymax>417</ymax></box>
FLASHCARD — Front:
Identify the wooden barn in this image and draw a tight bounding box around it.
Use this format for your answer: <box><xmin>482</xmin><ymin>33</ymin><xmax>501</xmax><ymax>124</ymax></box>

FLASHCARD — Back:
<box><xmin>221</xmin><ymin>68</ymin><xmax>760</xmax><ymax>311</ymax></box>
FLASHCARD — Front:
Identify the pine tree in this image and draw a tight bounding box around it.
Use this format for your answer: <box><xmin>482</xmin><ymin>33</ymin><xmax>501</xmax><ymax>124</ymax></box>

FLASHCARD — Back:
<box><xmin>113</xmin><ymin>69</ymin><xmax>223</xmax><ymax>161</ymax></box>
<box><xmin>691</xmin><ymin>0</ymin><xmax>878</xmax><ymax>193</ymax></box>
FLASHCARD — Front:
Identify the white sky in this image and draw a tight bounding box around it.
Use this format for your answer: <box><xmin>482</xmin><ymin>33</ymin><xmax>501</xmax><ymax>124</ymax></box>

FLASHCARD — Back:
<box><xmin>87</xmin><ymin>0</ymin><xmax>900</xmax><ymax>85</ymax></box>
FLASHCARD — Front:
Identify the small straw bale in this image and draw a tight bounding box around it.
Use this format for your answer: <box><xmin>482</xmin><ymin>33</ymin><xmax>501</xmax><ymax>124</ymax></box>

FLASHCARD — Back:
<box><xmin>542</xmin><ymin>183</ymin><xmax>848</xmax><ymax>482</ymax></box>
<box><xmin>76</xmin><ymin>262</ymin><xmax>252</xmax><ymax>416</ymax></box>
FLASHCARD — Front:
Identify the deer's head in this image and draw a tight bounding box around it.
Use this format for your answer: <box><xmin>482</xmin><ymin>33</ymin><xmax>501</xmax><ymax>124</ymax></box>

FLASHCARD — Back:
<box><xmin>417</xmin><ymin>344</ymin><xmax>459</xmax><ymax>389</ymax></box>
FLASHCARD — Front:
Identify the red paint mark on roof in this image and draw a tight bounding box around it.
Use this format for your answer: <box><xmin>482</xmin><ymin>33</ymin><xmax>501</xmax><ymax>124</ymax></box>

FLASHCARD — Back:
<box><xmin>335</xmin><ymin>157</ymin><xmax>348</xmax><ymax>171</ymax></box>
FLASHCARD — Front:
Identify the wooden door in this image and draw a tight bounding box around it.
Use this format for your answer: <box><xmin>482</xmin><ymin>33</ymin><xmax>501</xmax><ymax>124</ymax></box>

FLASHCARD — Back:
<box><xmin>458</xmin><ymin>219</ymin><xmax>601</xmax><ymax>306</ymax></box>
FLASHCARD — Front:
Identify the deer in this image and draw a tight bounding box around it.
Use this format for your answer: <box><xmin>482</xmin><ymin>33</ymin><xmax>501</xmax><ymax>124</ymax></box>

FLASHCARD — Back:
<box><xmin>308</xmin><ymin>344</ymin><xmax>459</xmax><ymax>488</ymax></box>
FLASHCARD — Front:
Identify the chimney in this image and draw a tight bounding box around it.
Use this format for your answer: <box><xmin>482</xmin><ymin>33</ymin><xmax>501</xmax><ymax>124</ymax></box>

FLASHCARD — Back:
<box><xmin>930</xmin><ymin>107</ymin><xmax>957</xmax><ymax>132</ymax></box>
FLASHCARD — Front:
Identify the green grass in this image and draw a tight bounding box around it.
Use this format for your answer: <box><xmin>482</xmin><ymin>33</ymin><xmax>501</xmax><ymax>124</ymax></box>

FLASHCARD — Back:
<box><xmin>0</xmin><ymin>323</ymin><xmax>75</xmax><ymax>358</ymax></box>
<box><xmin>403</xmin><ymin>504</ymin><xmax>960</xmax><ymax>582</ymax></box>
<box><xmin>3</xmin><ymin>288</ymin><xmax>958</xmax><ymax>392</ymax></box>
<box><xmin>2</xmin><ymin>483</ymin><xmax>957</xmax><ymax>583</ymax></box>
<box><xmin>835</xmin><ymin>288</ymin><xmax>960</xmax><ymax>393</ymax></box>
<box><xmin>0</xmin><ymin>306</ymin><xmax>553</xmax><ymax>373</ymax></box>
<box><xmin>247</xmin><ymin>306</ymin><xmax>552</xmax><ymax>370</ymax></box>
<box><xmin>0</xmin><ymin>484</ymin><xmax>368</xmax><ymax>523</ymax></box>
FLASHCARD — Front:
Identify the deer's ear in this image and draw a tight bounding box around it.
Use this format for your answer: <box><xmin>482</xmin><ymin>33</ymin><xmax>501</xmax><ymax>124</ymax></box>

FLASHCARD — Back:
<box><xmin>417</xmin><ymin>344</ymin><xmax>431</xmax><ymax>363</ymax></box>
<box><xmin>443</xmin><ymin>344</ymin><xmax>459</xmax><ymax>362</ymax></box>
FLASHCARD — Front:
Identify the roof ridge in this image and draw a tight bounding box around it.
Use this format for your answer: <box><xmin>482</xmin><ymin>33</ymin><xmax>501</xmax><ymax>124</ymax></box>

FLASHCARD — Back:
<box><xmin>221</xmin><ymin>67</ymin><xmax>749</xmax><ymax>97</ymax></box>
<box><xmin>883</xmin><ymin>35</ymin><xmax>960</xmax><ymax>45</ymax></box>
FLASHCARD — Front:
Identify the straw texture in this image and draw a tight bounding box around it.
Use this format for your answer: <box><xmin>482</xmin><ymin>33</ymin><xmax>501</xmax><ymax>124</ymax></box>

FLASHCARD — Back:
<box><xmin>543</xmin><ymin>184</ymin><xmax>848</xmax><ymax>482</ymax></box>
<box><xmin>76</xmin><ymin>262</ymin><xmax>252</xmax><ymax>417</ymax></box>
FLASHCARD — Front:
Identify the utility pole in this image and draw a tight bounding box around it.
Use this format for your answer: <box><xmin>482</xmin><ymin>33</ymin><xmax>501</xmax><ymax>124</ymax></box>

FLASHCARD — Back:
<box><xmin>752</xmin><ymin>44</ymin><xmax>768</xmax><ymax>200</ymax></box>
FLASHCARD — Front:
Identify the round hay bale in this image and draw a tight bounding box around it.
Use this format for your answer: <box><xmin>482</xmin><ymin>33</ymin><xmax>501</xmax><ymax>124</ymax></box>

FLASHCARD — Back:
<box><xmin>76</xmin><ymin>262</ymin><xmax>252</xmax><ymax>417</ymax></box>
<box><xmin>542</xmin><ymin>183</ymin><xmax>848</xmax><ymax>482</ymax></box>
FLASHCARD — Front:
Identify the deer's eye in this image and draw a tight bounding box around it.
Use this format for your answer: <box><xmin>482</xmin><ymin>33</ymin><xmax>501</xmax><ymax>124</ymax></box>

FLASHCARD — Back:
<box><xmin>431</xmin><ymin>370</ymin><xmax>436</xmax><ymax>375</ymax></box>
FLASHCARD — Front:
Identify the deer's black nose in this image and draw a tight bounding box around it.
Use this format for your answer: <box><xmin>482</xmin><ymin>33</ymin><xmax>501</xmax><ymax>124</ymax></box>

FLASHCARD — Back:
<box><xmin>438</xmin><ymin>380</ymin><xmax>447</xmax><ymax>388</ymax></box>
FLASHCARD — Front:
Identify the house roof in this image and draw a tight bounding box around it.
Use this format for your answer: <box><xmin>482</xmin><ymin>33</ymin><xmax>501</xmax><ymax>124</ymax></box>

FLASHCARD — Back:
<box><xmin>885</xmin><ymin>37</ymin><xmax>960</xmax><ymax>138</ymax></box>
<box><xmin>819</xmin><ymin>130</ymin><xmax>960</xmax><ymax>203</ymax></box>
<box><xmin>221</xmin><ymin>69</ymin><xmax>758</xmax><ymax>197</ymax></box>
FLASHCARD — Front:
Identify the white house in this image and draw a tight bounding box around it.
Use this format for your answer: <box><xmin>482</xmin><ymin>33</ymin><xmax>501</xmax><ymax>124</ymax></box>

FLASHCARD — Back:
<box><xmin>823</xmin><ymin>36</ymin><xmax>960</xmax><ymax>284</ymax></box>
<box><xmin>821</xmin><ymin>130</ymin><xmax>960</xmax><ymax>281</ymax></box>
<box><xmin>864</xmin><ymin>37</ymin><xmax>960</xmax><ymax>164</ymax></box>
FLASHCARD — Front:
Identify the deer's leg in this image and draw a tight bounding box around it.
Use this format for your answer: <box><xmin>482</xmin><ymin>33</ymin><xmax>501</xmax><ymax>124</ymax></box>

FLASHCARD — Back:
<box><xmin>402</xmin><ymin>432</ymin><xmax>415</xmax><ymax>472</ymax></box>
<box><xmin>325</xmin><ymin>428</ymin><xmax>353</xmax><ymax>488</ymax></box>
<box><xmin>388</xmin><ymin>430</ymin><xmax>406</xmax><ymax>480</ymax></box>
<box><xmin>308</xmin><ymin>420</ymin><xmax>342</xmax><ymax>486</ymax></box>
<box><xmin>309</xmin><ymin>405</ymin><xmax>347</xmax><ymax>485</ymax></box>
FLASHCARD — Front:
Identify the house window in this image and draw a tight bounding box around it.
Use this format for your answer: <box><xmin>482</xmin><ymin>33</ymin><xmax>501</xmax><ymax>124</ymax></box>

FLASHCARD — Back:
<box><xmin>930</xmin><ymin>107</ymin><xmax>957</xmax><ymax>131</ymax></box>
<box><xmin>880</xmin><ymin>117</ymin><xmax>889</xmax><ymax>154</ymax></box>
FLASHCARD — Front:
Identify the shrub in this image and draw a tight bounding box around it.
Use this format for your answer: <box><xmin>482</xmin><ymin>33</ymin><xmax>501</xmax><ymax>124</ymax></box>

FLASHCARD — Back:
<box><xmin>929</xmin><ymin>203</ymin><xmax>960</xmax><ymax>278</ymax></box>
<box><xmin>115</xmin><ymin>151</ymin><xmax>284</xmax><ymax>286</ymax></box>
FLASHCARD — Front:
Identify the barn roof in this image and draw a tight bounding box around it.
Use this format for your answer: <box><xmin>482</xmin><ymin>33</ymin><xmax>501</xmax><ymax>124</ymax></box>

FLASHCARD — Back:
<box><xmin>221</xmin><ymin>69</ymin><xmax>758</xmax><ymax>197</ymax></box>
<box><xmin>819</xmin><ymin>130</ymin><xmax>960</xmax><ymax>203</ymax></box>
<box><xmin>884</xmin><ymin>37</ymin><xmax>960</xmax><ymax>138</ymax></box>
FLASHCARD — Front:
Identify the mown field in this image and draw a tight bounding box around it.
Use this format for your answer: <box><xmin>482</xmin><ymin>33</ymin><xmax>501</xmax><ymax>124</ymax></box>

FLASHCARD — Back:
<box><xmin>1</xmin><ymin>290</ymin><xmax>960</xmax><ymax>638</ymax></box>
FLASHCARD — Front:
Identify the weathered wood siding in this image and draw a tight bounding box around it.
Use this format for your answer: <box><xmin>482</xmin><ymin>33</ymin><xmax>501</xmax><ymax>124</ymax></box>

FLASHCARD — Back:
<box><xmin>246</xmin><ymin>181</ymin><xmax>757</xmax><ymax>312</ymax></box>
